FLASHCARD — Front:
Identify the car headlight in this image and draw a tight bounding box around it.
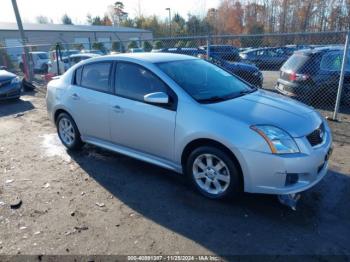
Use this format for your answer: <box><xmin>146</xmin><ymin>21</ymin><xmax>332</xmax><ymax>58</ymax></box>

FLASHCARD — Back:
<box><xmin>11</xmin><ymin>77</ymin><xmax>20</xmax><ymax>84</ymax></box>
<box><xmin>251</xmin><ymin>125</ymin><xmax>300</xmax><ymax>154</ymax></box>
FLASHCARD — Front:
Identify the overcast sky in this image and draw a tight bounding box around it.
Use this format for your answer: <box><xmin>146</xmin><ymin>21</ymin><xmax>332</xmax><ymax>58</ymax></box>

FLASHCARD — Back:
<box><xmin>1</xmin><ymin>0</ymin><xmax>220</xmax><ymax>24</ymax></box>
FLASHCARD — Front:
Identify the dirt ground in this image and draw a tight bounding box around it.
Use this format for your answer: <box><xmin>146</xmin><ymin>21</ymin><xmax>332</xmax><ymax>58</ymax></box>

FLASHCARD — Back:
<box><xmin>0</xmin><ymin>87</ymin><xmax>350</xmax><ymax>257</ymax></box>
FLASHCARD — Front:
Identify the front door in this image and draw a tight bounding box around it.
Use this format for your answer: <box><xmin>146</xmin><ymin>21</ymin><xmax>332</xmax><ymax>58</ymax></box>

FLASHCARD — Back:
<box><xmin>109</xmin><ymin>62</ymin><xmax>177</xmax><ymax>161</ymax></box>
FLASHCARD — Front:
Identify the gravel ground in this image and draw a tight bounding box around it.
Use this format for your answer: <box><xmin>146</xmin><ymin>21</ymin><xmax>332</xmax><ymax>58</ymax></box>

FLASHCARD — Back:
<box><xmin>0</xmin><ymin>88</ymin><xmax>350</xmax><ymax>257</ymax></box>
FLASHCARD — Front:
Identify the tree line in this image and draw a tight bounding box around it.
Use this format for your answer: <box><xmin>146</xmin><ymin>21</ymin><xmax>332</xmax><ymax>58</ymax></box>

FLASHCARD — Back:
<box><xmin>84</xmin><ymin>0</ymin><xmax>350</xmax><ymax>37</ymax></box>
<box><xmin>35</xmin><ymin>0</ymin><xmax>350</xmax><ymax>37</ymax></box>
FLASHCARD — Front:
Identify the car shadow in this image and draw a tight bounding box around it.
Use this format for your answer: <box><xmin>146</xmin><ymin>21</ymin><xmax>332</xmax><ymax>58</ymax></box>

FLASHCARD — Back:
<box><xmin>0</xmin><ymin>98</ymin><xmax>35</xmax><ymax>118</ymax></box>
<box><xmin>68</xmin><ymin>145</ymin><xmax>350</xmax><ymax>255</ymax></box>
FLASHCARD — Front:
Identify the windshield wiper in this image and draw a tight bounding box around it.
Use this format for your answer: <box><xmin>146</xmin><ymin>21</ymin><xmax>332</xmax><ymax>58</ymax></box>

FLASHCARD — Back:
<box><xmin>238</xmin><ymin>87</ymin><xmax>258</xmax><ymax>95</ymax></box>
<box><xmin>197</xmin><ymin>88</ymin><xmax>257</xmax><ymax>103</ymax></box>
<box><xmin>197</xmin><ymin>96</ymin><xmax>227</xmax><ymax>103</ymax></box>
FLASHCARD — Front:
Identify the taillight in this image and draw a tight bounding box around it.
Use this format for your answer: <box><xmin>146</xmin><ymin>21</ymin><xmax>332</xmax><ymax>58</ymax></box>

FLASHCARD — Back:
<box><xmin>289</xmin><ymin>72</ymin><xmax>297</xmax><ymax>81</ymax></box>
<box><xmin>289</xmin><ymin>72</ymin><xmax>309</xmax><ymax>82</ymax></box>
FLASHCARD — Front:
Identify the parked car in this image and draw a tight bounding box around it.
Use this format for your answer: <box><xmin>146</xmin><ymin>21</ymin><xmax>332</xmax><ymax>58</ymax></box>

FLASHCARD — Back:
<box><xmin>62</xmin><ymin>53</ymin><xmax>101</xmax><ymax>69</ymax></box>
<box><xmin>129</xmin><ymin>48</ymin><xmax>145</xmax><ymax>53</ymax></box>
<box><xmin>47</xmin><ymin>53</ymin><xmax>332</xmax><ymax>200</ymax></box>
<box><xmin>209</xmin><ymin>55</ymin><xmax>263</xmax><ymax>87</ymax></box>
<box><xmin>0</xmin><ymin>68</ymin><xmax>21</xmax><ymax>100</ymax></box>
<box><xmin>81</xmin><ymin>49</ymin><xmax>105</xmax><ymax>55</ymax></box>
<box><xmin>156</xmin><ymin>47</ymin><xmax>206</xmax><ymax>57</ymax></box>
<box><xmin>18</xmin><ymin>51</ymin><xmax>49</xmax><ymax>73</ymax></box>
<box><xmin>157</xmin><ymin>48</ymin><xmax>263</xmax><ymax>87</ymax></box>
<box><xmin>276</xmin><ymin>47</ymin><xmax>350</xmax><ymax>105</ymax></box>
<box><xmin>48</xmin><ymin>53</ymin><xmax>101</xmax><ymax>74</ymax></box>
<box><xmin>200</xmin><ymin>45</ymin><xmax>241</xmax><ymax>62</ymax></box>
<box><xmin>239</xmin><ymin>47</ymin><xmax>290</xmax><ymax>70</ymax></box>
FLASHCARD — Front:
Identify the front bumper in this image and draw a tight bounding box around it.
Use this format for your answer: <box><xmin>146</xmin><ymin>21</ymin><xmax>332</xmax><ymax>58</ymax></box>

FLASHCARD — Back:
<box><xmin>0</xmin><ymin>83</ymin><xmax>21</xmax><ymax>100</ymax></box>
<box><xmin>238</xmin><ymin>124</ymin><xmax>332</xmax><ymax>195</ymax></box>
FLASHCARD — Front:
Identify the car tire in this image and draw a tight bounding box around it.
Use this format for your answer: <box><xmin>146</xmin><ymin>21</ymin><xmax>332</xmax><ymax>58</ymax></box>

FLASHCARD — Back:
<box><xmin>56</xmin><ymin>113</ymin><xmax>83</xmax><ymax>151</ymax></box>
<box><xmin>186</xmin><ymin>146</ymin><xmax>241</xmax><ymax>199</ymax></box>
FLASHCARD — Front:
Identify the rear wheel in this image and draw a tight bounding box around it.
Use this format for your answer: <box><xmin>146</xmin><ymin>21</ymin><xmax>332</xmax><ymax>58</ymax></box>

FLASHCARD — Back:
<box><xmin>186</xmin><ymin>146</ymin><xmax>241</xmax><ymax>199</ymax></box>
<box><xmin>56</xmin><ymin>113</ymin><xmax>83</xmax><ymax>150</ymax></box>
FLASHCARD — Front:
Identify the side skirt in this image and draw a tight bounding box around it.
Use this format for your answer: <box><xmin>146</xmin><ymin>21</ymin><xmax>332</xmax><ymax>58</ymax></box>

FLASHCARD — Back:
<box><xmin>82</xmin><ymin>136</ymin><xmax>183</xmax><ymax>174</ymax></box>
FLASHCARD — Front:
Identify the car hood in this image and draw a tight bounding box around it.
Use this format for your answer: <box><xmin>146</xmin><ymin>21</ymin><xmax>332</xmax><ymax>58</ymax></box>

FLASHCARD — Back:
<box><xmin>0</xmin><ymin>70</ymin><xmax>16</xmax><ymax>81</ymax></box>
<box><xmin>206</xmin><ymin>90</ymin><xmax>322</xmax><ymax>137</ymax></box>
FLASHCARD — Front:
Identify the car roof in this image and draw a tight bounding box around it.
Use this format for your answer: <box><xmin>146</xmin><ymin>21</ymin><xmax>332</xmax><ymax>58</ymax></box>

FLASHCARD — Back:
<box><xmin>294</xmin><ymin>45</ymin><xmax>344</xmax><ymax>55</ymax></box>
<box><xmin>70</xmin><ymin>53</ymin><xmax>100</xmax><ymax>58</ymax></box>
<box><xmin>91</xmin><ymin>52</ymin><xmax>198</xmax><ymax>64</ymax></box>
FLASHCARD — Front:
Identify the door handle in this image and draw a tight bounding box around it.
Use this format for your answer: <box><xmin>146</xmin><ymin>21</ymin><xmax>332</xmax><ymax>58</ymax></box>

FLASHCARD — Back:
<box><xmin>112</xmin><ymin>105</ymin><xmax>124</xmax><ymax>113</ymax></box>
<box><xmin>71</xmin><ymin>93</ymin><xmax>80</xmax><ymax>100</ymax></box>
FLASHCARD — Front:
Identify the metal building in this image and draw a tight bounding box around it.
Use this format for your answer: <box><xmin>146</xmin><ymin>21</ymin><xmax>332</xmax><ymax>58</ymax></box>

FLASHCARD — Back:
<box><xmin>0</xmin><ymin>22</ymin><xmax>153</xmax><ymax>59</ymax></box>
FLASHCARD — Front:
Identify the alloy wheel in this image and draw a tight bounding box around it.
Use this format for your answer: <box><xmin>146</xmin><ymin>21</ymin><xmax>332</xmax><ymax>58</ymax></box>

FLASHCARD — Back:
<box><xmin>58</xmin><ymin>117</ymin><xmax>76</xmax><ymax>146</ymax></box>
<box><xmin>192</xmin><ymin>153</ymin><xmax>230</xmax><ymax>195</ymax></box>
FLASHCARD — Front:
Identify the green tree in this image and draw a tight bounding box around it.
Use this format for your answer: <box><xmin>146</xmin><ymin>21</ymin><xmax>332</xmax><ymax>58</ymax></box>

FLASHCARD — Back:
<box><xmin>73</xmin><ymin>43</ymin><xmax>84</xmax><ymax>50</ymax></box>
<box><xmin>153</xmin><ymin>41</ymin><xmax>163</xmax><ymax>49</ymax></box>
<box><xmin>36</xmin><ymin>15</ymin><xmax>51</xmax><ymax>24</ymax></box>
<box><xmin>185</xmin><ymin>41</ymin><xmax>195</xmax><ymax>48</ymax></box>
<box><xmin>173</xmin><ymin>13</ymin><xmax>186</xmax><ymax>36</ymax></box>
<box><xmin>128</xmin><ymin>40</ymin><xmax>138</xmax><ymax>49</ymax></box>
<box><xmin>175</xmin><ymin>40</ymin><xmax>187</xmax><ymax>48</ymax></box>
<box><xmin>61</xmin><ymin>14</ymin><xmax>73</xmax><ymax>25</ymax></box>
<box><xmin>142</xmin><ymin>41</ymin><xmax>153</xmax><ymax>52</ymax></box>
<box><xmin>92</xmin><ymin>42</ymin><xmax>106</xmax><ymax>53</ymax></box>
<box><xmin>112</xmin><ymin>41</ymin><xmax>124</xmax><ymax>52</ymax></box>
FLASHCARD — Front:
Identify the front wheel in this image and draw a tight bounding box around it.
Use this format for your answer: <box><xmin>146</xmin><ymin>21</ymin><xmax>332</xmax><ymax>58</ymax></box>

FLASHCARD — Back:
<box><xmin>186</xmin><ymin>146</ymin><xmax>241</xmax><ymax>199</ymax></box>
<box><xmin>56</xmin><ymin>113</ymin><xmax>83</xmax><ymax>150</ymax></box>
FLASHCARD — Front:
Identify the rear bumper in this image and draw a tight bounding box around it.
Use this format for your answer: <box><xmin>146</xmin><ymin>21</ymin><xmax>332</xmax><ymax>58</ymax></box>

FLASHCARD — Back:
<box><xmin>275</xmin><ymin>79</ymin><xmax>307</xmax><ymax>97</ymax></box>
<box><xmin>0</xmin><ymin>83</ymin><xmax>21</xmax><ymax>100</ymax></box>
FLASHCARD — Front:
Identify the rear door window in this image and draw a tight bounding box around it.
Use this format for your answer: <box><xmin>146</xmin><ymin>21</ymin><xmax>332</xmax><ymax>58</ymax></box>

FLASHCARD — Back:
<box><xmin>320</xmin><ymin>52</ymin><xmax>350</xmax><ymax>71</ymax></box>
<box><xmin>81</xmin><ymin>62</ymin><xmax>112</xmax><ymax>92</ymax></box>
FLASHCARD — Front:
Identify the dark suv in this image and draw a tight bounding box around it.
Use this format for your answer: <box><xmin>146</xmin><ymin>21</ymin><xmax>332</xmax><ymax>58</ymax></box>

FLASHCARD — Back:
<box><xmin>200</xmin><ymin>45</ymin><xmax>241</xmax><ymax>62</ymax></box>
<box><xmin>240</xmin><ymin>47</ymin><xmax>290</xmax><ymax>70</ymax></box>
<box><xmin>275</xmin><ymin>47</ymin><xmax>350</xmax><ymax>105</ymax></box>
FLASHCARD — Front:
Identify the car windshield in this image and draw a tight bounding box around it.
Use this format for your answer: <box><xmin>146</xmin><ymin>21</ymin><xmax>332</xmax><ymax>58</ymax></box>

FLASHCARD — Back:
<box><xmin>157</xmin><ymin>59</ymin><xmax>255</xmax><ymax>103</ymax></box>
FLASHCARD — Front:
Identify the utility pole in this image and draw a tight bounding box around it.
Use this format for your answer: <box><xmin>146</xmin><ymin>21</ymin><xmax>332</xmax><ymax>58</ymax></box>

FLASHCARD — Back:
<box><xmin>165</xmin><ymin>8</ymin><xmax>171</xmax><ymax>36</ymax></box>
<box><xmin>11</xmin><ymin>0</ymin><xmax>33</xmax><ymax>82</ymax></box>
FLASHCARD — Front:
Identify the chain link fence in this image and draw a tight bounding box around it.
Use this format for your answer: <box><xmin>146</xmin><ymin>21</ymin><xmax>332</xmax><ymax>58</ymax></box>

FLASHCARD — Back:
<box><xmin>1</xmin><ymin>31</ymin><xmax>349</xmax><ymax>118</ymax></box>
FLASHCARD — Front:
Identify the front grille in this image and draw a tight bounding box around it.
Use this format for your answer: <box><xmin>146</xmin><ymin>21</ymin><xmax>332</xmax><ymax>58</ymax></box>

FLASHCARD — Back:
<box><xmin>306</xmin><ymin>124</ymin><xmax>325</xmax><ymax>147</ymax></box>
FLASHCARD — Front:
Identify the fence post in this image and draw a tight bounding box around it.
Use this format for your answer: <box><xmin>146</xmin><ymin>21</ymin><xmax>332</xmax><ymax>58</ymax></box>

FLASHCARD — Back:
<box><xmin>206</xmin><ymin>35</ymin><xmax>210</xmax><ymax>59</ymax></box>
<box><xmin>332</xmin><ymin>31</ymin><xmax>350</xmax><ymax>121</ymax></box>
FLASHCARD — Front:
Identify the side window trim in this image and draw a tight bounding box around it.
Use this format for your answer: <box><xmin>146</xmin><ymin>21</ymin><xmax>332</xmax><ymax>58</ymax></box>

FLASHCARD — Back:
<box><xmin>79</xmin><ymin>61</ymin><xmax>114</xmax><ymax>94</ymax></box>
<box><xmin>114</xmin><ymin>61</ymin><xmax>178</xmax><ymax>111</ymax></box>
<box><xmin>72</xmin><ymin>66</ymin><xmax>83</xmax><ymax>86</ymax></box>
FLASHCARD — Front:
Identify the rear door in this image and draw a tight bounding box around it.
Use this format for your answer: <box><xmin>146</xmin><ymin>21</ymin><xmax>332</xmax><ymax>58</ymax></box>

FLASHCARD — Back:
<box><xmin>67</xmin><ymin>61</ymin><xmax>114</xmax><ymax>141</ymax></box>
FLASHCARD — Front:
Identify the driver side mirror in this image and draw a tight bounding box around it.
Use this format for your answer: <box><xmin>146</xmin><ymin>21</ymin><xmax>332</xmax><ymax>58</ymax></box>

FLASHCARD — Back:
<box><xmin>144</xmin><ymin>92</ymin><xmax>169</xmax><ymax>104</ymax></box>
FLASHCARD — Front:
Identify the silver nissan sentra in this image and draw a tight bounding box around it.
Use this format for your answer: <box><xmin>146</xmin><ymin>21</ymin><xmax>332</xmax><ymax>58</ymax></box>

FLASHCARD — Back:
<box><xmin>46</xmin><ymin>53</ymin><xmax>333</xmax><ymax>200</ymax></box>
